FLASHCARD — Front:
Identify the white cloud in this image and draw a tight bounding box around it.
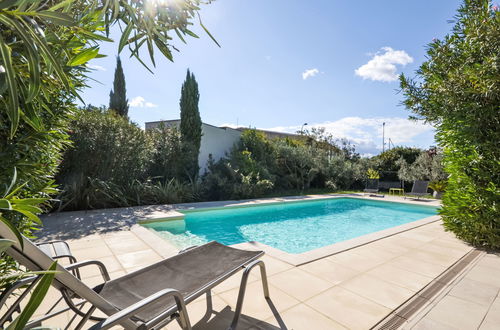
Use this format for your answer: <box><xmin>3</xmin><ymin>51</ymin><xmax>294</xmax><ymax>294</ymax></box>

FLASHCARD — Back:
<box><xmin>87</xmin><ymin>64</ymin><xmax>106</xmax><ymax>71</ymax></box>
<box><xmin>355</xmin><ymin>47</ymin><xmax>413</xmax><ymax>82</ymax></box>
<box><xmin>265</xmin><ymin>116</ymin><xmax>434</xmax><ymax>156</ymax></box>
<box><xmin>302</xmin><ymin>68</ymin><xmax>319</xmax><ymax>80</ymax></box>
<box><xmin>129</xmin><ymin>96</ymin><xmax>158</xmax><ymax>108</ymax></box>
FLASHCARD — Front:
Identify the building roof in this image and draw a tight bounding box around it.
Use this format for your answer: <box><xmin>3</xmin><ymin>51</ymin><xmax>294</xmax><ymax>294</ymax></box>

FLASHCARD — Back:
<box><xmin>144</xmin><ymin>120</ymin><xmax>301</xmax><ymax>139</ymax></box>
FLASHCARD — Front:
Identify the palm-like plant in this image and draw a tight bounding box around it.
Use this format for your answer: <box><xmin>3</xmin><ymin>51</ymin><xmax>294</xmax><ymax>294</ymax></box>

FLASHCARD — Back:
<box><xmin>1</xmin><ymin>1</ymin><xmax>217</xmax><ymax>326</ymax></box>
<box><xmin>0</xmin><ymin>0</ymin><xmax>217</xmax><ymax>138</ymax></box>
<box><xmin>1</xmin><ymin>169</ymin><xmax>58</xmax><ymax>329</ymax></box>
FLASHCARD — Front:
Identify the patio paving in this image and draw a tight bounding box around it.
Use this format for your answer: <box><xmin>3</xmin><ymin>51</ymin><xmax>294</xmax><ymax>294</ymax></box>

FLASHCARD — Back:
<box><xmin>25</xmin><ymin>207</ymin><xmax>489</xmax><ymax>329</ymax></box>
<box><xmin>2</xmin><ymin>195</ymin><xmax>491</xmax><ymax>329</ymax></box>
<box><xmin>404</xmin><ymin>251</ymin><xmax>500</xmax><ymax>330</ymax></box>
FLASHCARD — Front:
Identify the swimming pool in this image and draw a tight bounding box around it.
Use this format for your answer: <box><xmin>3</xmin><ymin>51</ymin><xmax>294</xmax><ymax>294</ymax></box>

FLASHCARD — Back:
<box><xmin>144</xmin><ymin>198</ymin><xmax>438</xmax><ymax>254</ymax></box>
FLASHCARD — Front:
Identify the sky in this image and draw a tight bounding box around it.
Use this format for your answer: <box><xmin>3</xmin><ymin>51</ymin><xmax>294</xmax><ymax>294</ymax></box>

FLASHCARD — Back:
<box><xmin>81</xmin><ymin>0</ymin><xmax>462</xmax><ymax>156</ymax></box>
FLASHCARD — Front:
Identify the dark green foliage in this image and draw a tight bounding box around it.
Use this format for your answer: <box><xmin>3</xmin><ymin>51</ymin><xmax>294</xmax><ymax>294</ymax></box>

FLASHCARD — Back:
<box><xmin>56</xmin><ymin>110</ymin><xmax>198</xmax><ymax>210</ymax></box>
<box><xmin>400</xmin><ymin>0</ymin><xmax>500</xmax><ymax>248</ymax></box>
<box><xmin>179</xmin><ymin>69</ymin><xmax>202</xmax><ymax>180</ymax></box>
<box><xmin>109</xmin><ymin>57</ymin><xmax>129</xmax><ymax>118</ymax></box>
<box><xmin>397</xmin><ymin>150</ymin><xmax>447</xmax><ymax>182</ymax></box>
<box><xmin>0</xmin><ymin>0</ymin><xmax>216</xmax><ymax>315</ymax></box>
<box><xmin>0</xmin><ymin>92</ymin><xmax>72</xmax><ymax>200</ymax></box>
<box><xmin>201</xmin><ymin>155</ymin><xmax>274</xmax><ymax>200</ymax></box>
<box><xmin>201</xmin><ymin>129</ymin><xmax>366</xmax><ymax>200</ymax></box>
<box><xmin>56</xmin><ymin>109</ymin><xmax>152</xmax><ymax>210</ymax></box>
<box><xmin>373</xmin><ymin>146</ymin><xmax>423</xmax><ymax>180</ymax></box>
<box><xmin>147</xmin><ymin>124</ymin><xmax>183</xmax><ymax>181</ymax></box>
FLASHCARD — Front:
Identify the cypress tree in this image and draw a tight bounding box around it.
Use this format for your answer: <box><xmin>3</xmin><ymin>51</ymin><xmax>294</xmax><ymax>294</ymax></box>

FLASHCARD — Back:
<box><xmin>180</xmin><ymin>69</ymin><xmax>202</xmax><ymax>180</ymax></box>
<box><xmin>109</xmin><ymin>56</ymin><xmax>129</xmax><ymax>117</ymax></box>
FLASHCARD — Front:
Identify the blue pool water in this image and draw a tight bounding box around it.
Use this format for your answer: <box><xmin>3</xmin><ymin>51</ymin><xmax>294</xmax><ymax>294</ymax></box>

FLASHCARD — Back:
<box><xmin>144</xmin><ymin>198</ymin><xmax>437</xmax><ymax>254</ymax></box>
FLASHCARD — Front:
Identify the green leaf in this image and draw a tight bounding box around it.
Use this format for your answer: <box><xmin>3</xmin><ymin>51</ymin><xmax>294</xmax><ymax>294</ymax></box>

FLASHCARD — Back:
<box><xmin>76</xmin><ymin>28</ymin><xmax>113</xmax><ymax>42</ymax></box>
<box><xmin>0</xmin><ymin>199</ymin><xmax>12</xmax><ymax>210</ymax></box>
<box><xmin>4</xmin><ymin>182</ymin><xmax>26</xmax><ymax>200</ymax></box>
<box><xmin>184</xmin><ymin>29</ymin><xmax>199</xmax><ymax>39</ymax></box>
<box><xmin>22</xmin><ymin>18</ymin><xmax>71</xmax><ymax>90</ymax></box>
<box><xmin>0</xmin><ymin>34</ymin><xmax>20</xmax><ymax>138</ymax></box>
<box><xmin>67</xmin><ymin>47</ymin><xmax>99</xmax><ymax>66</ymax></box>
<box><xmin>10</xmin><ymin>197</ymin><xmax>47</xmax><ymax>205</ymax></box>
<box><xmin>118</xmin><ymin>23</ymin><xmax>134</xmax><ymax>53</ymax></box>
<box><xmin>7</xmin><ymin>262</ymin><xmax>57</xmax><ymax>329</ymax></box>
<box><xmin>154</xmin><ymin>39</ymin><xmax>173</xmax><ymax>62</ymax></box>
<box><xmin>11</xmin><ymin>203</ymin><xmax>42</xmax><ymax>213</ymax></box>
<box><xmin>0</xmin><ymin>14</ymin><xmax>41</xmax><ymax>103</ymax></box>
<box><xmin>174</xmin><ymin>28</ymin><xmax>187</xmax><ymax>44</ymax></box>
<box><xmin>198</xmin><ymin>13</ymin><xmax>220</xmax><ymax>48</ymax></box>
<box><xmin>20</xmin><ymin>108</ymin><xmax>43</xmax><ymax>131</ymax></box>
<box><xmin>14</xmin><ymin>209</ymin><xmax>42</xmax><ymax>225</ymax></box>
<box><xmin>48</xmin><ymin>0</ymin><xmax>74</xmax><ymax>12</ymax></box>
<box><xmin>3</xmin><ymin>167</ymin><xmax>17</xmax><ymax>197</ymax></box>
<box><xmin>0</xmin><ymin>67</ymin><xmax>7</xmax><ymax>94</ymax></box>
<box><xmin>0</xmin><ymin>216</ymin><xmax>23</xmax><ymax>249</ymax></box>
<box><xmin>36</xmin><ymin>11</ymin><xmax>76</xmax><ymax>27</ymax></box>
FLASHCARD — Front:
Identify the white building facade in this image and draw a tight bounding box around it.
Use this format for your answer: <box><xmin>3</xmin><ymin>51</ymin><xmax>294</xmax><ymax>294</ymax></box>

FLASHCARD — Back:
<box><xmin>145</xmin><ymin>120</ymin><xmax>242</xmax><ymax>174</ymax></box>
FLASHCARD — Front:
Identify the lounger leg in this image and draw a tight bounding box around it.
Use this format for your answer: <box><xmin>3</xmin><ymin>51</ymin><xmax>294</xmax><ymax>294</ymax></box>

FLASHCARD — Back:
<box><xmin>74</xmin><ymin>305</ymin><xmax>96</xmax><ymax>330</ymax></box>
<box><xmin>199</xmin><ymin>290</ymin><xmax>213</xmax><ymax>324</ymax></box>
<box><xmin>228</xmin><ymin>260</ymin><xmax>270</xmax><ymax>330</ymax></box>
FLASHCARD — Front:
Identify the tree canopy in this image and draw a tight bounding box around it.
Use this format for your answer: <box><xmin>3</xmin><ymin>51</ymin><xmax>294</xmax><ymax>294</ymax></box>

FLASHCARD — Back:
<box><xmin>400</xmin><ymin>0</ymin><xmax>499</xmax><ymax>248</ymax></box>
<box><xmin>180</xmin><ymin>69</ymin><xmax>202</xmax><ymax>180</ymax></box>
<box><xmin>109</xmin><ymin>56</ymin><xmax>129</xmax><ymax>117</ymax></box>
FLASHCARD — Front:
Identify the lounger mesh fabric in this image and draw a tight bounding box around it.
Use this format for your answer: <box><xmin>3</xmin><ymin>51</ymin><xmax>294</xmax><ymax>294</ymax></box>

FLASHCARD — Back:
<box><xmin>411</xmin><ymin>181</ymin><xmax>429</xmax><ymax>195</ymax></box>
<box><xmin>364</xmin><ymin>179</ymin><xmax>379</xmax><ymax>192</ymax></box>
<box><xmin>93</xmin><ymin>242</ymin><xmax>262</xmax><ymax>322</ymax></box>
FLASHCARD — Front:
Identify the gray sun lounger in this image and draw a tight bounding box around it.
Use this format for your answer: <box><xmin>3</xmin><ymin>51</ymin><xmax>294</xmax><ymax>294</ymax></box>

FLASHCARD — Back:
<box><xmin>363</xmin><ymin>179</ymin><xmax>379</xmax><ymax>194</ymax></box>
<box><xmin>405</xmin><ymin>180</ymin><xmax>430</xmax><ymax>199</ymax></box>
<box><xmin>0</xmin><ymin>221</ymin><xmax>270</xmax><ymax>330</ymax></box>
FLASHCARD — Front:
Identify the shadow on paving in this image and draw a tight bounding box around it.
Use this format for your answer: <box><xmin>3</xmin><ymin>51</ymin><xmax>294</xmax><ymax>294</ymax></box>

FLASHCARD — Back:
<box><xmin>38</xmin><ymin>204</ymin><xmax>176</xmax><ymax>241</ymax></box>
<box><xmin>183</xmin><ymin>304</ymin><xmax>286</xmax><ymax>330</ymax></box>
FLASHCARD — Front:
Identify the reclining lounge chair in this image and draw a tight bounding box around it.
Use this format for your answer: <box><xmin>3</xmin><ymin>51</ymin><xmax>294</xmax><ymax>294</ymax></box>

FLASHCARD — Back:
<box><xmin>405</xmin><ymin>180</ymin><xmax>430</xmax><ymax>200</ymax></box>
<box><xmin>0</xmin><ymin>221</ymin><xmax>270</xmax><ymax>330</ymax></box>
<box><xmin>364</xmin><ymin>179</ymin><xmax>382</xmax><ymax>196</ymax></box>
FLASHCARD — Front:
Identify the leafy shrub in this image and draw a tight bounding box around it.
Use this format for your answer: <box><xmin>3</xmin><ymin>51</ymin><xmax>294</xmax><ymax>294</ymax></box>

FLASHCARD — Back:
<box><xmin>373</xmin><ymin>146</ymin><xmax>422</xmax><ymax>174</ymax></box>
<box><xmin>322</xmin><ymin>155</ymin><xmax>366</xmax><ymax>190</ymax></box>
<box><xmin>147</xmin><ymin>125</ymin><xmax>183</xmax><ymax>182</ymax></box>
<box><xmin>397</xmin><ymin>150</ymin><xmax>447</xmax><ymax>182</ymax></box>
<box><xmin>201</xmin><ymin>155</ymin><xmax>273</xmax><ymax>200</ymax></box>
<box><xmin>429</xmin><ymin>180</ymin><xmax>447</xmax><ymax>193</ymax></box>
<box><xmin>366</xmin><ymin>168</ymin><xmax>380</xmax><ymax>179</ymax></box>
<box><xmin>400</xmin><ymin>0</ymin><xmax>500</xmax><ymax>248</ymax></box>
<box><xmin>201</xmin><ymin>129</ymin><xmax>365</xmax><ymax>198</ymax></box>
<box><xmin>59</xmin><ymin>177</ymin><xmax>196</xmax><ymax>210</ymax></box>
<box><xmin>273</xmin><ymin>141</ymin><xmax>320</xmax><ymax>190</ymax></box>
<box><xmin>57</xmin><ymin>109</ymin><xmax>152</xmax><ymax>210</ymax></box>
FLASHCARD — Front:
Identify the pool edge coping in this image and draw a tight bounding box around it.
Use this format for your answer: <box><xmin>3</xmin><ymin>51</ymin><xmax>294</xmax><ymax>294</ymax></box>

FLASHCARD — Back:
<box><xmin>231</xmin><ymin>214</ymin><xmax>441</xmax><ymax>266</ymax></box>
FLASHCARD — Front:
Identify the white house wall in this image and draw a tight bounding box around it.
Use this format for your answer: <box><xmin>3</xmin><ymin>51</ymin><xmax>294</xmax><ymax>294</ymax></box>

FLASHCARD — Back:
<box><xmin>145</xmin><ymin>120</ymin><xmax>242</xmax><ymax>174</ymax></box>
<box><xmin>199</xmin><ymin>124</ymin><xmax>241</xmax><ymax>174</ymax></box>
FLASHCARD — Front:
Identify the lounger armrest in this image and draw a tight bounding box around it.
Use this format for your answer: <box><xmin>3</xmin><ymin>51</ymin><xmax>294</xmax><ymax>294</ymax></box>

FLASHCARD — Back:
<box><xmin>89</xmin><ymin>288</ymin><xmax>191</xmax><ymax>330</ymax></box>
<box><xmin>36</xmin><ymin>239</ymin><xmax>67</xmax><ymax>245</ymax></box>
<box><xmin>65</xmin><ymin>260</ymin><xmax>110</xmax><ymax>281</ymax></box>
<box><xmin>178</xmin><ymin>245</ymin><xmax>199</xmax><ymax>254</ymax></box>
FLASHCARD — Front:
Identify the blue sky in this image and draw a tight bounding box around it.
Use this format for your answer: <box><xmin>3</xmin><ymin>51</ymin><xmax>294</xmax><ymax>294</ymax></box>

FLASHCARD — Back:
<box><xmin>82</xmin><ymin>0</ymin><xmax>461</xmax><ymax>155</ymax></box>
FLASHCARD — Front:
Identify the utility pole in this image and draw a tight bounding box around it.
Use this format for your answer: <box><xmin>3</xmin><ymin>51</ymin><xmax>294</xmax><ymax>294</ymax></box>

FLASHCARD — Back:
<box><xmin>382</xmin><ymin>122</ymin><xmax>386</xmax><ymax>153</ymax></box>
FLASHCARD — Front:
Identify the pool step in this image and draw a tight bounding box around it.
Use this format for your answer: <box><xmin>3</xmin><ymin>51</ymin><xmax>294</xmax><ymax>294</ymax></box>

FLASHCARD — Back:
<box><xmin>137</xmin><ymin>210</ymin><xmax>185</xmax><ymax>224</ymax></box>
